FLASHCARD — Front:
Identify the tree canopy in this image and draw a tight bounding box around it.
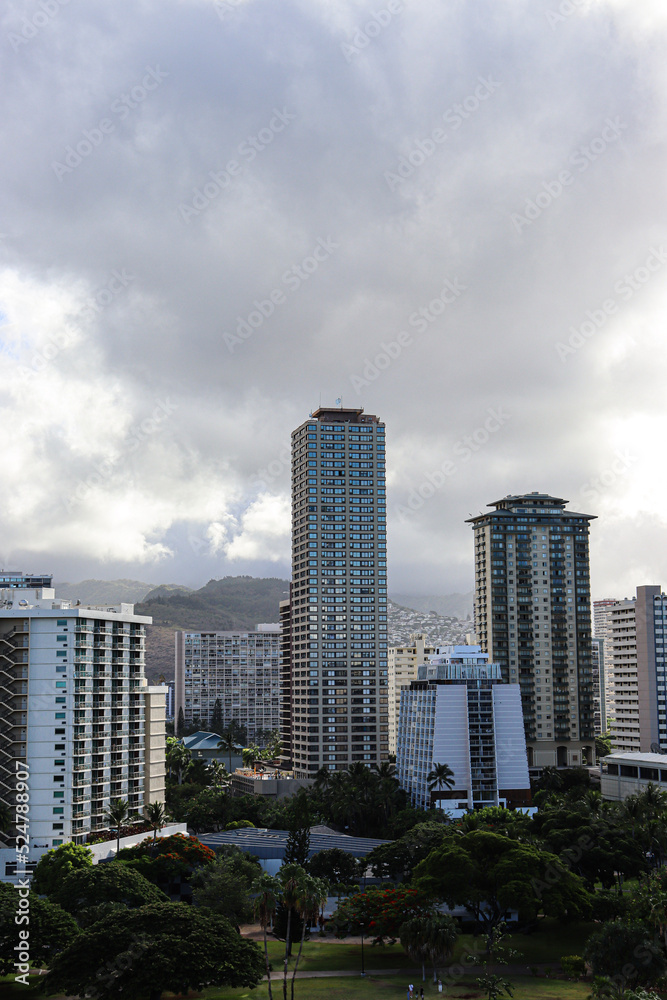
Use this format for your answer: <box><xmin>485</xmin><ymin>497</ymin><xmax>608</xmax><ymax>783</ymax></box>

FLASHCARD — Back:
<box><xmin>0</xmin><ymin>883</ymin><xmax>79</xmax><ymax>976</ymax></box>
<box><xmin>43</xmin><ymin>902</ymin><xmax>264</xmax><ymax>1000</ymax></box>
<box><xmin>31</xmin><ymin>841</ymin><xmax>93</xmax><ymax>897</ymax></box>
<box><xmin>50</xmin><ymin>861</ymin><xmax>169</xmax><ymax>915</ymax></box>
<box><xmin>413</xmin><ymin>830</ymin><xmax>591</xmax><ymax>953</ymax></box>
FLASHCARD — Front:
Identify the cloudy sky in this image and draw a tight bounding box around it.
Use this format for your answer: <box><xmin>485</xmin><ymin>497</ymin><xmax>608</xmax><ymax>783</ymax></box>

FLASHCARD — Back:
<box><xmin>1</xmin><ymin>0</ymin><xmax>666</xmax><ymax>601</ymax></box>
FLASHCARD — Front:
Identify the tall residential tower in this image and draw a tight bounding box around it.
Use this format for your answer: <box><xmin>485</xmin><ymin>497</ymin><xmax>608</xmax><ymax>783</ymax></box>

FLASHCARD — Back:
<box><xmin>467</xmin><ymin>492</ymin><xmax>596</xmax><ymax>768</ymax></box>
<box><xmin>282</xmin><ymin>407</ymin><xmax>388</xmax><ymax>777</ymax></box>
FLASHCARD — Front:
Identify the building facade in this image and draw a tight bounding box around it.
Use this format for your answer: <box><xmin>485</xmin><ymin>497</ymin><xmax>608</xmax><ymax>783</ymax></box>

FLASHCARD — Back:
<box><xmin>607</xmin><ymin>598</ymin><xmax>638</xmax><ymax>752</ymax></box>
<box><xmin>604</xmin><ymin>586</ymin><xmax>667</xmax><ymax>754</ymax></box>
<box><xmin>467</xmin><ymin>492</ymin><xmax>596</xmax><ymax>768</ymax></box>
<box><xmin>600</xmin><ymin>750</ymin><xmax>667</xmax><ymax>802</ymax></box>
<box><xmin>174</xmin><ymin>626</ymin><xmax>280</xmax><ymax>742</ymax></box>
<box><xmin>282</xmin><ymin>406</ymin><xmax>388</xmax><ymax>776</ymax></box>
<box><xmin>0</xmin><ymin>578</ymin><xmax>166</xmax><ymax>876</ymax></box>
<box><xmin>396</xmin><ymin>645</ymin><xmax>530</xmax><ymax>814</ymax></box>
<box><xmin>388</xmin><ymin>633</ymin><xmax>436</xmax><ymax>755</ymax></box>
<box><xmin>594</xmin><ymin>598</ymin><xmax>620</xmax><ymax>732</ymax></box>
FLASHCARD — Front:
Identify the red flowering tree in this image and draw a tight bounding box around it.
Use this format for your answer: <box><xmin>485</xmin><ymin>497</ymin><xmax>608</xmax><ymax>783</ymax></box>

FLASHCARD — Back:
<box><xmin>118</xmin><ymin>833</ymin><xmax>215</xmax><ymax>881</ymax></box>
<box><xmin>329</xmin><ymin>886</ymin><xmax>433</xmax><ymax>945</ymax></box>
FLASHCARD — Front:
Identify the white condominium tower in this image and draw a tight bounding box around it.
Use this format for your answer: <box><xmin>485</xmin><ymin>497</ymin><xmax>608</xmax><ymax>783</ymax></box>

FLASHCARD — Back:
<box><xmin>467</xmin><ymin>492</ymin><xmax>596</xmax><ymax>768</ymax></box>
<box><xmin>396</xmin><ymin>645</ymin><xmax>530</xmax><ymax>814</ymax></box>
<box><xmin>0</xmin><ymin>576</ymin><xmax>166</xmax><ymax>876</ymax></box>
<box><xmin>282</xmin><ymin>406</ymin><xmax>388</xmax><ymax>776</ymax></box>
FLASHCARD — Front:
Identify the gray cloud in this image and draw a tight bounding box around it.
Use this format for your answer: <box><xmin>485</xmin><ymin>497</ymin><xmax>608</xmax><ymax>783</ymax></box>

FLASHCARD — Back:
<box><xmin>1</xmin><ymin>0</ymin><xmax>667</xmax><ymax>599</ymax></box>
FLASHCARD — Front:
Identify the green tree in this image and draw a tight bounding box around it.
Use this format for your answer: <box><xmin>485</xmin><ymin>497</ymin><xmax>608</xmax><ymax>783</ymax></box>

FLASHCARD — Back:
<box><xmin>413</xmin><ymin>830</ymin><xmax>591</xmax><ymax>957</ymax></box>
<box><xmin>176</xmin><ymin>706</ymin><xmax>186</xmax><ymax>737</ymax></box>
<box><xmin>426</xmin><ymin>762</ymin><xmax>455</xmax><ymax>806</ymax></box>
<box><xmin>290</xmin><ymin>875</ymin><xmax>328</xmax><ymax>1000</ymax></box>
<box><xmin>166</xmin><ymin>736</ymin><xmax>192</xmax><ymax>784</ymax></box>
<box><xmin>330</xmin><ymin>885</ymin><xmax>433</xmax><ymax>946</ymax></box>
<box><xmin>43</xmin><ymin>902</ymin><xmax>264</xmax><ymax>1000</ymax></box>
<box><xmin>252</xmin><ymin>872</ymin><xmax>281</xmax><ymax>1000</ymax></box>
<box><xmin>279</xmin><ymin>863</ymin><xmax>308</xmax><ymax>998</ymax></box>
<box><xmin>596</xmin><ymin>731</ymin><xmax>612</xmax><ymax>758</ymax></box>
<box><xmin>105</xmin><ymin>797</ymin><xmax>136</xmax><ymax>855</ymax></box>
<box><xmin>50</xmin><ymin>861</ymin><xmax>168</xmax><ymax>916</ymax></box>
<box><xmin>144</xmin><ymin>801</ymin><xmax>170</xmax><ymax>841</ymax></box>
<box><xmin>210</xmin><ymin>697</ymin><xmax>223</xmax><ymax>732</ymax></box>
<box><xmin>0</xmin><ymin>883</ymin><xmax>79</xmax><ymax>976</ymax></box>
<box><xmin>31</xmin><ymin>841</ymin><xmax>93</xmax><ymax>897</ymax></box>
<box><xmin>190</xmin><ymin>847</ymin><xmax>260</xmax><ymax>927</ymax></box>
<box><xmin>283</xmin><ymin>790</ymin><xmax>311</xmax><ymax>866</ymax></box>
<box><xmin>584</xmin><ymin>919</ymin><xmax>667</xmax><ymax>997</ymax></box>
<box><xmin>308</xmin><ymin>847</ymin><xmax>360</xmax><ymax>890</ymax></box>
<box><xmin>217</xmin><ymin>729</ymin><xmax>238</xmax><ymax>772</ymax></box>
<box><xmin>399</xmin><ymin>916</ymin><xmax>432</xmax><ymax>982</ymax></box>
<box><xmin>476</xmin><ymin>973</ymin><xmax>515</xmax><ymax>1000</ymax></box>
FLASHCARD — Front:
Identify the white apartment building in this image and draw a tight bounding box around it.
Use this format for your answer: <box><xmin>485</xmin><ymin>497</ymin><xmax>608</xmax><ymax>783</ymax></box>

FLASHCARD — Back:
<box><xmin>388</xmin><ymin>634</ymin><xmax>436</xmax><ymax>755</ymax></box>
<box><xmin>594</xmin><ymin>598</ymin><xmax>620</xmax><ymax>732</ymax></box>
<box><xmin>605</xmin><ymin>586</ymin><xmax>667</xmax><ymax>754</ymax></box>
<box><xmin>396</xmin><ymin>645</ymin><xmax>530</xmax><ymax>816</ymax></box>
<box><xmin>174</xmin><ymin>626</ymin><xmax>280</xmax><ymax>742</ymax></box>
<box><xmin>0</xmin><ymin>578</ymin><xmax>166</xmax><ymax>879</ymax></box>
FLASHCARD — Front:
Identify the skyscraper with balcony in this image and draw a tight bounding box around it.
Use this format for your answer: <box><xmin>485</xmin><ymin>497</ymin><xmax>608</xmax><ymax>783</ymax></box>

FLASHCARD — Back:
<box><xmin>0</xmin><ymin>578</ymin><xmax>166</xmax><ymax>876</ymax></box>
<box><xmin>282</xmin><ymin>406</ymin><xmax>388</xmax><ymax>777</ymax></box>
<box><xmin>467</xmin><ymin>493</ymin><xmax>596</xmax><ymax>768</ymax></box>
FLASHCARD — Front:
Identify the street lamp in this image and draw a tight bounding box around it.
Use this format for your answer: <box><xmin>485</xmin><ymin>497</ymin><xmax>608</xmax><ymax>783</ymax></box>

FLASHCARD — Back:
<box><xmin>360</xmin><ymin>924</ymin><xmax>365</xmax><ymax>976</ymax></box>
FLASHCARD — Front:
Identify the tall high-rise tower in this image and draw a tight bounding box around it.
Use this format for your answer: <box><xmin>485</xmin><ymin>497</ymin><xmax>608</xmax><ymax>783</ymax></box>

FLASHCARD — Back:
<box><xmin>283</xmin><ymin>406</ymin><xmax>388</xmax><ymax>777</ymax></box>
<box><xmin>467</xmin><ymin>492</ymin><xmax>596</xmax><ymax>768</ymax></box>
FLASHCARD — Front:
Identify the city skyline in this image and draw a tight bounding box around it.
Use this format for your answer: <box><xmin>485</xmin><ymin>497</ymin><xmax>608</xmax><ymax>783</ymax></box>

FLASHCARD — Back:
<box><xmin>2</xmin><ymin>2</ymin><xmax>667</xmax><ymax>601</ymax></box>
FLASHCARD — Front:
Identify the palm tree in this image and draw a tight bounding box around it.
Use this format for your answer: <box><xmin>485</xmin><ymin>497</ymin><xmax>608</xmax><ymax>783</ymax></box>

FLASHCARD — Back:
<box><xmin>426</xmin><ymin>914</ymin><xmax>459</xmax><ymax>982</ymax></box>
<box><xmin>279</xmin><ymin>863</ymin><xmax>305</xmax><ymax>999</ymax></box>
<box><xmin>207</xmin><ymin>760</ymin><xmax>230</xmax><ymax>787</ymax></box>
<box><xmin>144</xmin><ymin>801</ymin><xmax>170</xmax><ymax>841</ymax></box>
<box><xmin>427</xmin><ymin>763</ymin><xmax>455</xmax><ymax>807</ymax></box>
<box><xmin>217</xmin><ymin>731</ymin><xmax>237</xmax><ymax>772</ymax></box>
<box><xmin>166</xmin><ymin>736</ymin><xmax>191</xmax><ymax>784</ymax></box>
<box><xmin>252</xmin><ymin>872</ymin><xmax>281</xmax><ymax>1000</ymax></box>
<box><xmin>105</xmin><ymin>798</ymin><xmax>134</xmax><ymax>855</ymax></box>
<box><xmin>400</xmin><ymin>916</ymin><xmax>432</xmax><ymax>982</ymax></box>
<box><xmin>242</xmin><ymin>745</ymin><xmax>261</xmax><ymax>770</ymax></box>
<box><xmin>291</xmin><ymin>875</ymin><xmax>328</xmax><ymax>1000</ymax></box>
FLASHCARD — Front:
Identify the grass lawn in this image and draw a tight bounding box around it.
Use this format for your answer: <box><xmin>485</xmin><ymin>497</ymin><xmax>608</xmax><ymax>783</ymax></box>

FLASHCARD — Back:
<box><xmin>261</xmin><ymin>919</ymin><xmax>598</xmax><ymax>973</ymax></box>
<box><xmin>195</xmin><ymin>974</ymin><xmax>591</xmax><ymax>1000</ymax></box>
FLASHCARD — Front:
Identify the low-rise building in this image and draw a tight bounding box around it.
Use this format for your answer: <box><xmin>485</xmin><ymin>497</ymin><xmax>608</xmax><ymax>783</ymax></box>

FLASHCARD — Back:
<box><xmin>600</xmin><ymin>750</ymin><xmax>667</xmax><ymax>801</ymax></box>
